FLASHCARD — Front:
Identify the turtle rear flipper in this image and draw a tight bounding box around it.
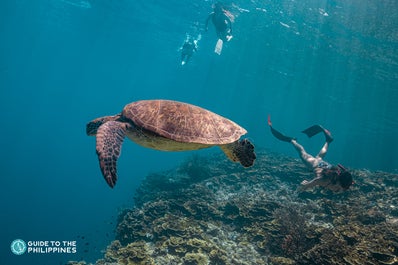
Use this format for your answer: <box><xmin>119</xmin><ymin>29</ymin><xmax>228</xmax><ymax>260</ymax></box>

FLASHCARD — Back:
<box><xmin>220</xmin><ymin>139</ymin><xmax>256</xmax><ymax>167</ymax></box>
<box><xmin>96</xmin><ymin>121</ymin><xmax>128</xmax><ymax>188</ymax></box>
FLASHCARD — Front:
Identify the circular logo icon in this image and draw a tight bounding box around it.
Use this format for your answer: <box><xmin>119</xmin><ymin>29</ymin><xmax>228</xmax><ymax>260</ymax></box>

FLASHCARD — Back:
<box><xmin>10</xmin><ymin>239</ymin><xmax>27</xmax><ymax>255</ymax></box>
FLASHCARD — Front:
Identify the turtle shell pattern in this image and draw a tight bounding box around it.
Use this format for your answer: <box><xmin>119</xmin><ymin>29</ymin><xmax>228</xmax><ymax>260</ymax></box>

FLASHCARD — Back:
<box><xmin>122</xmin><ymin>100</ymin><xmax>246</xmax><ymax>145</ymax></box>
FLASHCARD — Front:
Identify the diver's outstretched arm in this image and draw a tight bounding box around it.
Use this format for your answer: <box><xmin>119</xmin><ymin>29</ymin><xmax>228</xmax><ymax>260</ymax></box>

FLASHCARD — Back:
<box><xmin>299</xmin><ymin>177</ymin><xmax>323</xmax><ymax>191</ymax></box>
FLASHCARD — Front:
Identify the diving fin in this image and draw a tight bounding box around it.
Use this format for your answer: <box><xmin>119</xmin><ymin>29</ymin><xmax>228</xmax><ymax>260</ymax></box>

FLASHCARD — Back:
<box><xmin>215</xmin><ymin>39</ymin><xmax>223</xmax><ymax>55</ymax></box>
<box><xmin>301</xmin><ymin>125</ymin><xmax>324</xmax><ymax>137</ymax></box>
<box><xmin>268</xmin><ymin>115</ymin><xmax>294</xmax><ymax>142</ymax></box>
<box><xmin>302</xmin><ymin>125</ymin><xmax>333</xmax><ymax>143</ymax></box>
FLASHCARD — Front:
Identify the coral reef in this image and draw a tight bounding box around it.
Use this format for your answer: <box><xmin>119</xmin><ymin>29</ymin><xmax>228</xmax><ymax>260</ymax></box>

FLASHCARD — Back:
<box><xmin>69</xmin><ymin>151</ymin><xmax>398</xmax><ymax>265</ymax></box>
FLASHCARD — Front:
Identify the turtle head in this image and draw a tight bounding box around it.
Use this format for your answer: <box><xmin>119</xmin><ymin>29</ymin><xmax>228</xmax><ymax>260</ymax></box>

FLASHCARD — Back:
<box><xmin>86</xmin><ymin>115</ymin><xmax>121</xmax><ymax>136</ymax></box>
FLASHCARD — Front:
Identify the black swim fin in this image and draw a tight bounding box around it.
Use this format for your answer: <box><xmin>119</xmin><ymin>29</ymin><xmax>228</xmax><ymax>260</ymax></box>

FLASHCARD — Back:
<box><xmin>302</xmin><ymin>125</ymin><xmax>324</xmax><ymax>138</ymax></box>
<box><xmin>302</xmin><ymin>125</ymin><xmax>333</xmax><ymax>143</ymax></box>
<box><xmin>268</xmin><ymin>115</ymin><xmax>294</xmax><ymax>142</ymax></box>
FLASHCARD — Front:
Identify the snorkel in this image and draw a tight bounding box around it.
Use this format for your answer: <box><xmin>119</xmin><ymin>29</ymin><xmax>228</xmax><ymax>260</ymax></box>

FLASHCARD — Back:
<box><xmin>337</xmin><ymin>163</ymin><xmax>347</xmax><ymax>172</ymax></box>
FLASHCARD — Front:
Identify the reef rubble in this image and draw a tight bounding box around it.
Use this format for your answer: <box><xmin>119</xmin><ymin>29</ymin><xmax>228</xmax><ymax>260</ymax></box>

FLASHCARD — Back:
<box><xmin>68</xmin><ymin>151</ymin><xmax>398</xmax><ymax>265</ymax></box>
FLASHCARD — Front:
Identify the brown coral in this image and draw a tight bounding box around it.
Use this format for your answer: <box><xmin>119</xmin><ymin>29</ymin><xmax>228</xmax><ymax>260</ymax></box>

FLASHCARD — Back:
<box><xmin>71</xmin><ymin>151</ymin><xmax>398</xmax><ymax>265</ymax></box>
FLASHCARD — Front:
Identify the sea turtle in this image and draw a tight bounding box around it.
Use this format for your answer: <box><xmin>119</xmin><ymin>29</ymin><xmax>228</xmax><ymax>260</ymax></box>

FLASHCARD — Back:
<box><xmin>86</xmin><ymin>99</ymin><xmax>256</xmax><ymax>188</ymax></box>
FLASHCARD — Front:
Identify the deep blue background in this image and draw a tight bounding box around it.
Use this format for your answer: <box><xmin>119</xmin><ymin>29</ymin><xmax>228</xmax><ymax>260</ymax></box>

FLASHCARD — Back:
<box><xmin>1</xmin><ymin>0</ymin><xmax>397</xmax><ymax>264</ymax></box>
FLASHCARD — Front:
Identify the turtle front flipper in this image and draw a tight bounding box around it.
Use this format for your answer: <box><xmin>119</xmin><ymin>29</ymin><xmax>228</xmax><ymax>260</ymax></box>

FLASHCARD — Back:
<box><xmin>86</xmin><ymin>114</ymin><xmax>121</xmax><ymax>136</ymax></box>
<box><xmin>95</xmin><ymin>121</ymin><xmax>128</xmax><ymax>188</ymax></box>
<box><xmin>220</xmin><ymin>139</ymin><xmax>256</xmax><ymax>167</ymax></box>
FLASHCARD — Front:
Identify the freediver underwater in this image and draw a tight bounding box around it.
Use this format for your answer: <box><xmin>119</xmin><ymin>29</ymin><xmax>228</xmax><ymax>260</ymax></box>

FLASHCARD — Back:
<box><xmin>268</xmin><ymin>115</ymin><xmax>353</xmax><ymax>192</ymax></box>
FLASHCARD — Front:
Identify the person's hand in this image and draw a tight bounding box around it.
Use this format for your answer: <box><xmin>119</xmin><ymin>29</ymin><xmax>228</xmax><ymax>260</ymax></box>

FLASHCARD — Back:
<box><xmin>300</xmin><ymin>180</ymin><xmax>309</xmax><ymax>185</ymax></box>
<box><xmin>296</xmin><ymin>180</ymin><xmax>311</xmax><ymax>192</ymax></box>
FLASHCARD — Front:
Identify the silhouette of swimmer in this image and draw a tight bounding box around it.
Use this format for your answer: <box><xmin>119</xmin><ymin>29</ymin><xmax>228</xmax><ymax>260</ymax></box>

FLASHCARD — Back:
<box><xmin>180</xmin><ymin>37</ymin><xmax>198</xmax><ymax>65</ymax></box>
<box><xmin>205</xmin><ymin>2</ymin><xmax>233</xmax><ymax>42</ymax></box>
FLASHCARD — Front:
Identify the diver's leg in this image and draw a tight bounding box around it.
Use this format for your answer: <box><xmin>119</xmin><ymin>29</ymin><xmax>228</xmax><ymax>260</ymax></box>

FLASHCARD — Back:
<box><xmin>291</xmin><ymin>139</ymin><xmax>317</xmax><ymax>168</ymax></box>
<box><xmin>316</xmin><ymin>142</ymin><xmax>329</xmax><ymax>159</ymax></box>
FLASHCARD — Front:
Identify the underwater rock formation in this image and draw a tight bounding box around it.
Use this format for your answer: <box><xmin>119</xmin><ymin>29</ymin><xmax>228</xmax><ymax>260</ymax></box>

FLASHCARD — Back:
<box><xmin>69</xmin><ymin>151</ymin><xmax>398</xmax><ymax>265</ymax></box>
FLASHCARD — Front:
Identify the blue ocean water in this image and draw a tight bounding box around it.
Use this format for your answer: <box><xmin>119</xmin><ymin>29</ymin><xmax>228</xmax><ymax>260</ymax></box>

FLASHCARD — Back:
<box><xmin>1</xmin><ymin>0</ymin><xmax>397</xmax><ymax>264</ymax></box>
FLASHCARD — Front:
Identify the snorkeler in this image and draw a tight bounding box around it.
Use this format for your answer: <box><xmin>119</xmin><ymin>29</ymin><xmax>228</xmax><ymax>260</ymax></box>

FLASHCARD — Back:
<box><xmin>205</xmin><ymin>2</ymin><xmax>233</xmax><ymax>54</ymax></box>
<box><xmin>180</xmin><ymin>36</ymin><xmax>199</xmax><ymax>65</ymax></box>
<box><xmin>268</xmin><ymin>116</ymin><xmax>353</xmax><ymax>192</ymax></box>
